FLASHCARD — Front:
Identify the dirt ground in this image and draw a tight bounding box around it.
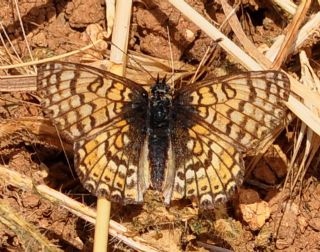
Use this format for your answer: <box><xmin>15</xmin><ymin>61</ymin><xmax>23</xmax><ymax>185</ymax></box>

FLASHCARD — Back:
<box><xmin>0</xmin><ymin>0</ymin><xmax>320</xmax><ymax>251</ymax></box>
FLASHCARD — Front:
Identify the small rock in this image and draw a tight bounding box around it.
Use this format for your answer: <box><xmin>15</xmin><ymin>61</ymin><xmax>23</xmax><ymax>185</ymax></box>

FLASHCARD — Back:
<box><xmin>253</xmin><ymin>158</ymin><xmax>277</xmax><ymax>185</ymax></box>
<box><xmin>308</xmin><ymin>217</ymin><xmax>320</xmax><ymax>231</ymax></box>
<box><xmin>240</xmin><ymin>201</ymin><xmax>271</xmax><ymax>231</ymax></box>
<box><xmin>238</xmin><ymin>189</ymin><xmax>271</xmax><ymax>231</ymax></box>
<box><xmin>22</xmin><ymin>194</ymin><xmax>40</xmax><ymax>208</ymax></box>
<box><xmin>238</xmin><ymin>188</ymin><xmax>260</xmax><ymax>204</ymax></box>
<box><xmin>297</xmin><ymin>216</ymin><xmax>308</xmax><ymax>233</ymax></box>
<box><xmin>185</xmin><ymin>29</ymin><xmax>195</xmax><ymax>41</ymax></box>
<box><xmin>32</xmin><ymin>32</ymin><xmax>48</xmax><ymax>47</ymax></box>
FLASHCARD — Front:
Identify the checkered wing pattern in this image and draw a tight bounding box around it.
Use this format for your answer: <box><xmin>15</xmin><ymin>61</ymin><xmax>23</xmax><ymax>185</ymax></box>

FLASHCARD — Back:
<box><xmin>38</xmin><ymin>62</ymin><xmax>149</xmax><ymax>203</ymax></box>
<box><xmin>166</xmin><ymin>71</ymin><xmax>290</xmax><ymax>208</ymax></box>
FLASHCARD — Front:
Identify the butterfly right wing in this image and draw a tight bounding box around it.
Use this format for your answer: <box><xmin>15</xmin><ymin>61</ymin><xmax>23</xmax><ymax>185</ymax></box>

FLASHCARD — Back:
<box><xmin>163</xmin><ymin>71</ymin><xmax>290</xmax><ymax>208</ymax></box>
<box><xmin>38</xmin><ymin>62</ymin><xmax>150</xmax><ymax>203</ymax></box>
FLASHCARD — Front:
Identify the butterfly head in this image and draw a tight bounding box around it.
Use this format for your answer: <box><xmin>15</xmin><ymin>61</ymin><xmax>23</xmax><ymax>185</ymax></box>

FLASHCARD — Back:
<box><xmin>151</xmin><ymin>75</ymin><xmax>171</xmax><ymax>99</ymax></box>
<box><xmin>149</xmin><ymin>75</ymin><xmax>172</xmax><ymax>125</ymax></box>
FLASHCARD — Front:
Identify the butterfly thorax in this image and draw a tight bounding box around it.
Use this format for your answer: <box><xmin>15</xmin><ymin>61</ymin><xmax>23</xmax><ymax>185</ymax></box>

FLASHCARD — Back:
<box><xmin>148</xmin><ymin>78</ymin><xmax>172</xmax><ymax>191</ymax></box>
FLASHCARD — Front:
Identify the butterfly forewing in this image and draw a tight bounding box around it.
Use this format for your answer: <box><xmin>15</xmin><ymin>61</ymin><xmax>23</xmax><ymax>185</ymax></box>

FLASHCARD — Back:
<box><xmin>38</xmin><ymin>62</ymin><xmax>149</xmax><ymax>203</ymax></box>
<box><xmin>38</xmin><ymin>63</ymin><xmax>147</xmax><ymax>140</ymax></box>
<box><xmin>175</xmin><ymin>71</ymin><xmax>290</xmax><ymax>151</ymax></box>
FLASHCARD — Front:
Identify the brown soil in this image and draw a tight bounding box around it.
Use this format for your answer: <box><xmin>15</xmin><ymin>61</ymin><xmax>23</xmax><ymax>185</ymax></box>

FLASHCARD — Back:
<box><xmin>1</xmin><ymin>0</ymin><xmax>320</xmax><ymax>251</ymax></box>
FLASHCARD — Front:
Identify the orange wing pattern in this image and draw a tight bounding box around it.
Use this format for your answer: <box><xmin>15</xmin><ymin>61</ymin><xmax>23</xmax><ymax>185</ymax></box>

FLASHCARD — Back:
<box><xmin>162</xmin><ymin>71</ymin><xmax>290</xmax><ymax>208</ymax></box>
<box><xmin>38</xmin><ymin>62</ymin><xmax>150</xmax><ymax>203</ymax></box>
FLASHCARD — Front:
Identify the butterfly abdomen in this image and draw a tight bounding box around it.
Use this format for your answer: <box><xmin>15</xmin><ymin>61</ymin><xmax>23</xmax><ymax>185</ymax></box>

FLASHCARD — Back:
<box><xmin>148</xmin><ymin>79</ymin><xmax>172</xmax><ymax>191</ymax></box>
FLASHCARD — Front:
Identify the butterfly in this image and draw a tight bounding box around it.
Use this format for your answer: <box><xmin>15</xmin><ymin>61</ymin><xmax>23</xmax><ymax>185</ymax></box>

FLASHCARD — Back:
<box><xmin>37</xmin><ymin>62</ymin><xmax>290</xmax><ymax>209</ymax></box>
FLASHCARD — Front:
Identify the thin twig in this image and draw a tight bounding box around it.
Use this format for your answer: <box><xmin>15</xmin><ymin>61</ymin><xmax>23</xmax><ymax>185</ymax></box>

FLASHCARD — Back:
<box><xmin>0</xmin><ymin>39</ymin><xmax>106</xmax><ymax>70</ymax></box>
<box><xmin>272</xmin><ymin>0</ymin><xmax>297</xmax><ymax>15</ymax></box>
<box><xmin>168</xmin><ymin>0</ymin><xmax>262</xmax><ymax>70</ymax></box>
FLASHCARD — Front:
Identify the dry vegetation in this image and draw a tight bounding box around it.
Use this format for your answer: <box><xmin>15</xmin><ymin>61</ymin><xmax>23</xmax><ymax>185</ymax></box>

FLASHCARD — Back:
<box><xmin>1</xmin><ymin>0</ymin><xmax>320</xmax><ymax>251</ymax></box>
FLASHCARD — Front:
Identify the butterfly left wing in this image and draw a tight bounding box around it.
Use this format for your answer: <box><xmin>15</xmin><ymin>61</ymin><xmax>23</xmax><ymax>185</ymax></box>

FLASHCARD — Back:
<box><xmin>37</xmin><ymin>62</ymin><xmax>150</xmax><ymax>203</ymax></box>
<box><xmin>74</xmin><ymin>118</ymin><xmax>150</xmax><ymax>203</ymax></box>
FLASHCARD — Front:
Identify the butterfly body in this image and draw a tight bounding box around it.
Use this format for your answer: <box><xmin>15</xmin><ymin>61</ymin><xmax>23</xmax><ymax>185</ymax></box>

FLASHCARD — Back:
<box><xmin>148</xmin><ymin>77</ymin><xmax>172</xmax><ymax>191</ymax></box>
<box><xmin>38</xmin><ymin>62</ymin><xmax>290</xmax><ymax>209</ymax></box>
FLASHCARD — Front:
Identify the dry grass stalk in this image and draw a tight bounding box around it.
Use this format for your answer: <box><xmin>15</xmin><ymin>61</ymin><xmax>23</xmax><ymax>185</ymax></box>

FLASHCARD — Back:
<box><xmin>0</xmin><ymin>22</ymin><xmax>24</xmax><ymax>70</ymax></box>
<box><xmin>219</xmin><ymin>0</ymin><xmax>272</xmax><ymax>68</ymax></box>
<box><xmin>0</xmin><ymin>52</ymin><xmax>195</xmax><ymax>92</ymax></box>
<box><xmin>105</xmin><ymin>0</ymin><xmax>115</xmax><ymax>38</ymax></box>
<box><xmin>266</xmin><ymin>12</ymin><xmax>320</xmax><ymax>60</ymax></box>
<box><xmin>12</xmin><ymin>0</ymin><xmax>35</xmax><ymax>71</ymax></box>
<box><xmin>169</xmin><ymin>0</ymin><xmax>262</xmax><ymax>70</ymax></box>
<box><xmin>0</xmin><ymin>118</ymin><xmax>73</xmax><ymax>153</ymax></box>
<box><xmin>271</xmin><ymin>0</ymin><xmax>311</xmax><ymax>69</ymax></box>
<box><xmin>0</xmin><ymin>39</ymin><xmax>105</xmax><ymax>71</ymax></box>
<box><xmin>93</xmin><ymin>0</ymin><xmax>134</xmax><ymax>251</ymax></box>
<box><xmin>285</xmin><ymin>50</ymin><xmax>320</xmax><ymax>192</ymax></box>
<box><xmin>0</xmin><ymin>75</ymin><xmax>37</xmax><ymax>92</ymax></box>
<box><xmin>272</xmin><ymin>0</ymin><xmax>297</xmax><ymax>15</ymax></box>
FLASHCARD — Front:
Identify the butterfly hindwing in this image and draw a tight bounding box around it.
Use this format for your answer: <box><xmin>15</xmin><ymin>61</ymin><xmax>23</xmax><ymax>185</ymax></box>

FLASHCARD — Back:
<box><xmin>38</xmin><ymin>62</ymin><xmax>150</xmax><ymax>203</ymax></box>
<box><xmin>166</xmin><ymin>113</ymin><xmax>244</xmax><ymax>208</ymax></box>
<box><xmin>74</xmin><ymin>119</ymin><xmax>150</xmax><ymax>203</ymax></box>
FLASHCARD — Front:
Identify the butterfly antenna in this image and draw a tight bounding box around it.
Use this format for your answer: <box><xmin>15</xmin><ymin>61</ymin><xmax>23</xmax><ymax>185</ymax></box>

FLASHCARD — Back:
<box><xmin>162</xmin><ymin>74</ymin><xmax>167</xmax><ymax>83</ymax></box>
<box><xmin>84</xmin><ymin>29</ymin><xmax>156</xmax><ymax>82</ymax></box>
<box><xmin>104</xmin><ymin>39</ymin><xmax>156</xmax><ymax>82</ymax></box>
